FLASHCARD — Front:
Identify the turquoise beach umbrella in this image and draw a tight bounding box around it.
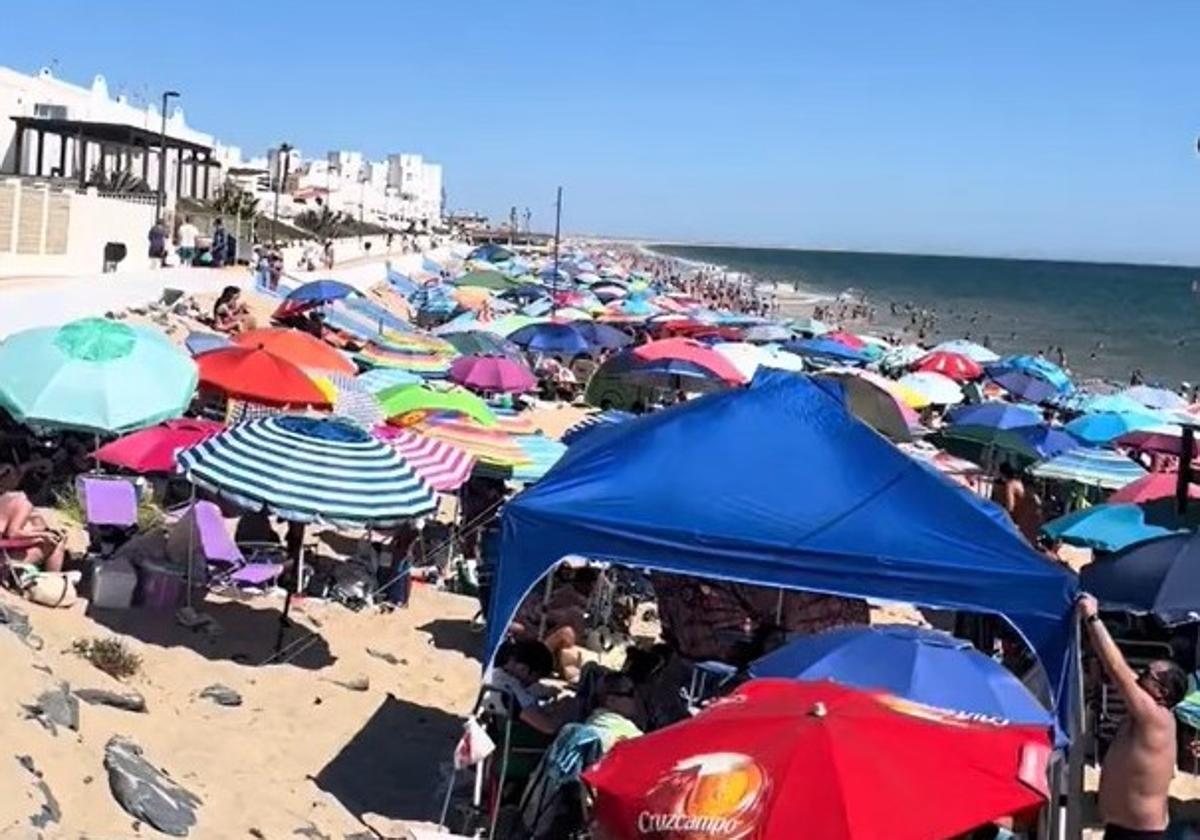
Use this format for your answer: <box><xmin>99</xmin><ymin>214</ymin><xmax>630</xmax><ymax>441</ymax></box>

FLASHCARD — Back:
<box><xmin>0</xmin><ymin>318</ymin><xmax>198</xmax><ymax>434</ymax></box>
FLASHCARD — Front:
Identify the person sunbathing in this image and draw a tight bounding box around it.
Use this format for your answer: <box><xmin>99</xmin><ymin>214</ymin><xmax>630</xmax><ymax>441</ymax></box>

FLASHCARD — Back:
<box><xmin>0</xmin><ymin>491</ymin><xmax>66</xmax><ymax>572</ymax></box>
<box><xmin>213</xmin><ymin>286</ymin><xmax>257</xmax><ymax>334</ymax></box>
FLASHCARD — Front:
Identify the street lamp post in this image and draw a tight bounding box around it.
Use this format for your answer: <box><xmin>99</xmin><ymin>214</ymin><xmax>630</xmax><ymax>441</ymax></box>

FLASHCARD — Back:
<box><xmin>153</xmin><ymin>90</ymin><xmax>180</xmax><ymax>222</ymax></box>
<box><xmin>272</xmin><ymin>142</ymin><xmax>292</xmax><ymax>248</ymax></box>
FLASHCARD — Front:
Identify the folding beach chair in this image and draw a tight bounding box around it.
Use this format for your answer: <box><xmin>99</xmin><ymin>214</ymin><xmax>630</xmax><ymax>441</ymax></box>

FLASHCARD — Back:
<box><xmin>75</xmin><ymin>475</ymin><xmax>139</xmax><ymax>556</ymax></box>
<box><xmin>444</xmin><ymin>684</ymin><xmax>554</xmax><ymax>838</ymax></box>
<box><xmin>515</xmin><ymin>722</ymin><xmax>603</xmax><ymax>840</ymax></box>
<box><xmin>166</xmin><ymin>501</ymin><xmax>285</xmax><ymax>591</ymax></box>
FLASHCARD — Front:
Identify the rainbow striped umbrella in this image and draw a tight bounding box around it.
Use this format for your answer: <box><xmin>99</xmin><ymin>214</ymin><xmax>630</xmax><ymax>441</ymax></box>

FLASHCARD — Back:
<box><xmin>413</xmin><ymin>414</ymin><xmax>532</xmax><ymax>468</ymax></box>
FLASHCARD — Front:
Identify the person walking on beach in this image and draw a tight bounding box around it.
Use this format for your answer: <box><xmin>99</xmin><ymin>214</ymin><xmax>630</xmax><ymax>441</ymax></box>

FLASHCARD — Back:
<box><xmin>148</xmin><ymin>218</ymin><xmax>167</xmax><ymax>267</ymax></box>
<box><xmin>1079</xmin><ymin>594</ymin><xmax>1186</xmax><ymax>839</ymax></box>
<box><xmin>177</xmin><ymin>215</ymin><xmax>199</xmax><ymax>265</ymax></box>
<box><xmin>210</xmin><ymin>218</ymin><xmax>228</xmax><ymax>267</ymax></box>
<box><xmin>991</xmin><ymin>462</ymin><xmax>1042</xmax><ymax>543</ymax></box>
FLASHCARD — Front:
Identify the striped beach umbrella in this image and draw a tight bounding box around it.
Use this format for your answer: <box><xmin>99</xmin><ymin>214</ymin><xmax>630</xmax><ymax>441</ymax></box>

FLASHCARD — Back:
<box><xmin>177</xmin><ymin>415</ymin><xmax>436</xmax><ymax>527</ymax></box>
<box><xmin>563</xmin><ymin>410</ymin><xmax>636</xmax><ymax>446</ymax></box>
<box><xmin>1029</xmin><ymin>447</ymin><xmax>1147</xmax><ymax>491</ymax></box>
<box><xmin>373</xmin><ymin>427</ymin><xmax>475</xmax><ymax>492</ymax></box>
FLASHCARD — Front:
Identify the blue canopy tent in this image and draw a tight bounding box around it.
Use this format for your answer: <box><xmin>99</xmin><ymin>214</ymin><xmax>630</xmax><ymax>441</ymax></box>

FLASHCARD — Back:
<box><xmin>491</xmin><ymin>371</ymin><xmax>1080</xmax><ymax>732</ymax></box>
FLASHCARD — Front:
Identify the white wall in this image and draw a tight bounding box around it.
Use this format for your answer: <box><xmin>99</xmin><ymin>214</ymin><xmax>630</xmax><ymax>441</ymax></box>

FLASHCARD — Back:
<box><xmin>0</xmin><ymin>179</ymin><xmax>154</xmax><ymax>277</ymax></box>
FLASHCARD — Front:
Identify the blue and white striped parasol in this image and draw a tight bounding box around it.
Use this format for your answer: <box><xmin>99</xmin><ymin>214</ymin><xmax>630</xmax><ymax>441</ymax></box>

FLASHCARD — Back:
<box><xmin>563</xmin><ymin>410</ymin><xmax>637</xmax><ymax>446</ymax></box>
<box><xmin>1029</xmin><ymin>447</ymin><xmax>1147</xmax><ymax>490</ymax></box>
<box><xmin>177</xmin><ymin>415</ymin><xmax>436</xmax><ymax>527</ymax></box>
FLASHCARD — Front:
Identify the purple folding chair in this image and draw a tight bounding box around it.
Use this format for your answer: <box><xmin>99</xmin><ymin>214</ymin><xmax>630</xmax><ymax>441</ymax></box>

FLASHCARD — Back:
<box><xmin>169</xmin><ymin>501</ymin><xmax>283</xmax><ymax>590</ymax></box>
<box><xmin>76</xmin><ymin>475</ymin><xmax>139</xmax><ymax>556</ymax></box>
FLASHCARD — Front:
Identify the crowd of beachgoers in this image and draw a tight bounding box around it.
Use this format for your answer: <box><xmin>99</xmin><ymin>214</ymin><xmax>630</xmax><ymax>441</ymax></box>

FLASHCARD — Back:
<box><xmin>0</xmin><ymin>237</ymin><xmax>1197</xmax><ymax>838</ymax></box>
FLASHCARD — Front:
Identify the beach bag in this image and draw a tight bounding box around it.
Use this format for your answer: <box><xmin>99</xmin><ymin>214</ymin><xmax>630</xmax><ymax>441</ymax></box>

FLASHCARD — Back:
<box><xmin>23</xmin><ymin>571</ymin><xmax>79</xmax><ymax>609</ymax></box>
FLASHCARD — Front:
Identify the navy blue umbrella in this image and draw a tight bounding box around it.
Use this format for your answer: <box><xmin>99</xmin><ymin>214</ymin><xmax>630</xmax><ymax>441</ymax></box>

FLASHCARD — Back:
<box><xmin>750</xmin><ymin>624</ymin><xmax>1053</xmax><ymax>729</ymax></box>
<box><xmin>569</xmin><ymin>321</ymin><xmax>633</xmax><ymax>350</ymax></box>
<box><xmin>1080</xmin><ymin>531</ymin><xmax>1200</xmax><ymax>624</ymax></box>
<box><xmin>987</xmin><ymin>368</ymin><xmax>1062</xmax><ymax>404</ymax></box>
<box><xmin>508</xmin><ymin>322</ymin><xmax>593</xmax><ymax>355</ymax></box>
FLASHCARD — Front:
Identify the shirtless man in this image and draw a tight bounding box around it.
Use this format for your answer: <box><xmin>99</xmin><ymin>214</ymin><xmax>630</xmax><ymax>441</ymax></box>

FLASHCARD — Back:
<box><xmin>1080</xmin><ymin>594</ymin><xmax>1187</xmax><ymax>839</ymax></box>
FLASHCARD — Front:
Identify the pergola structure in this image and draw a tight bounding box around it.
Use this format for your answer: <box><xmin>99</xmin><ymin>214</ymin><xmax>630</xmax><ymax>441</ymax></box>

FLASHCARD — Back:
<box><xmin>7</xmin><ymin>115</ymin><xmax>220</xmax><ymax>201</ymax></box>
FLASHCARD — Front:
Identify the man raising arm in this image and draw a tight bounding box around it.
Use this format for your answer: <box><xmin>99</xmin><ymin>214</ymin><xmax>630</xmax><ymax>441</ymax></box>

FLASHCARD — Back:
<box><xmin>1079</xmin><ymin>594</ymin><xmax>1187</xmax><ymax>840</ymax></box>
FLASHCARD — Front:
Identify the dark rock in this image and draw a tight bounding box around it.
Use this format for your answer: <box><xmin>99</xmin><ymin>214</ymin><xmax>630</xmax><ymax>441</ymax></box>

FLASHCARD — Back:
<box><xmin>0</xmin><ymin>602</ymin><xmax>40</xmax><ymax>649</ymax></box>
<box><xmin>365</xmin><ymin>648</ymin><xmax>399</xmax><ymax>665</ymax></box>
<box><xmin>104</xmin><ymin>736</ymin><xmax>201</xmax><ymax>837</ymax></box>
<box><xmin>24</xmin><ymin>683</ymin><xmax>79</xmax><ymax>735</ymax></box>
<box><xmin>292</xmin><ymin>824</ymin><xmax>331</xmax><ymax>840</ymax></box>
<box><xmin>16</xmin><ymin>754</ymin><xmax>61</xmax><ymax>829</ymax></box>
<box><xmin>249</xmin><ymin>829</ymin><xmax>265</xmax><ymax>839</ymax></box>
<box><xmin>75</xmin><ymin>688</ymin><xmax>148</xmax><ymax>713</ymax></box>
<box><xmin>198</xmin><ymin>684</ymin><xmax>242</xmax><ymax>707</ymax></box>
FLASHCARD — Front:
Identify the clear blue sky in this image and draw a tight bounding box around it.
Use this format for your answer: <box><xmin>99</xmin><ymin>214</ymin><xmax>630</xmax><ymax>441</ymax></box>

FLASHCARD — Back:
<box><xmin>4</xmin><ymin>1</ymin><xmax>1199</xmax><ymax>264</ymax></box>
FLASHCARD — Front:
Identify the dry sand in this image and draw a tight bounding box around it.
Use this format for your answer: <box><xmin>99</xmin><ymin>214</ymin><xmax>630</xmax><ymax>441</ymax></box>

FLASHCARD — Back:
<box><xmin>1</xmin><ymin>582</ymin><xmax>484</xmax><ymax>838</ymax></box>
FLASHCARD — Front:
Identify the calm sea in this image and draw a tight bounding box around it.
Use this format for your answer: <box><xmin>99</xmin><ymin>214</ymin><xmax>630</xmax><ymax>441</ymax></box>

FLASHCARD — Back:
<box><xmin>652</xmin><ymin>245</ymin><xmax>1200</xmax><ymax>387</ymax></box>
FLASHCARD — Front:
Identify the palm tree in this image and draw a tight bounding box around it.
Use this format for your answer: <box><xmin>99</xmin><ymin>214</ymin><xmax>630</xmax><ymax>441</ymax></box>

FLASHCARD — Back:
<box><xmin>295</xmin><ymin>206</ymin><xmax>353</xmax><ymax>239</ymax></box>
<box><xmin>87</xmin><ymin>166</ymin><xmax>151</xmax><ymax>194</ymax></box>
<box><xmin>209</xmin><ymin>183</ymin><xmax>260</xmax><ymax>220</ymax></box>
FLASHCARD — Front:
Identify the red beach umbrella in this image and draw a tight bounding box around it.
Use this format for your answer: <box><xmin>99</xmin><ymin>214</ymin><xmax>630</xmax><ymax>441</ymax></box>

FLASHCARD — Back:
<box><xmin>631</xmin><ymin>338</ymin><xmax>747</xmax><ymax>385</ymax></box>
<box><xmin>448</xmin><ymin>354</ymin><xmax>537</xmax><ymax>394</ymax></box>
<box><xmin>915</xmin><ymin>351</ymin><xmax>984</xmax><ymax>382</ymax></box>
<box><xmin>94</xmin><ymin>418</ymin><xmax>225</xmax><ymax>473</ymax></box>
<box><xmin>233</xmin><ymin>327</ymin><xmax>356</xmax><ymax>375</ymax></box>
<box><xmin>197</xmin><ymin>346</ymin><xmax>331</xmax><ymax>408</ymax></box>
<box><xmin>584</xmin><ymin>679</ymin><xmax>1050</xmax><ymax>840</ymax></box>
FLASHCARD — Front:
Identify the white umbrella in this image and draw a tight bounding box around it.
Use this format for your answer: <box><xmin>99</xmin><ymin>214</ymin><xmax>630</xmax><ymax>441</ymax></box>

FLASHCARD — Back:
<box><xmin>714</xmin><ymin>343</ymin><xmax>808</xmax><ymax>380</ymax></box>
<box><xmin>934</xmin><ymin>339</ymin><xmax>1000</xmax><ymax>364</ymax></box>
<box><xmin>897</xmin><ymin>371</ymin><xmax>965</xmax><ymax>406</ymax></box>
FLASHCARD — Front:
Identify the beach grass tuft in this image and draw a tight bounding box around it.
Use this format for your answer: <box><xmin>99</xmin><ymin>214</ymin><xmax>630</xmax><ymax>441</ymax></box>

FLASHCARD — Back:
<box><xmin>71</xmin><ymin>637</ymin><xmax>143</xmax><ymax>680</ymax></box>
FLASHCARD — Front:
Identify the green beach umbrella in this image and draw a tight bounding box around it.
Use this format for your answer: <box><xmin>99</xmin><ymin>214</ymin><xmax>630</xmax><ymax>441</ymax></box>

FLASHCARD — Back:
<box><xmin>376</xmin><ymin>382</ymin><xmax>498</xmax><ymax>426</ymax></box>
<box><xmin>0</xmin><ymin>317</ymin><xmax>198</xmax><ymax>434</ymax></box>
<box><xmin>452</xmin><ymin>269</ymin><xmax>515</xmax><ymax>291</ymax></box>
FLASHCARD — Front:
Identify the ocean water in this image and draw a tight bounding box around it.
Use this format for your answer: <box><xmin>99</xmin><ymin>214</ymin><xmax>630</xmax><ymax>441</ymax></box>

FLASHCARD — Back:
<box><xmin>652</xmin><ymin>245</ymin><xmax>1200</xmax><ymax>387</ymax></box>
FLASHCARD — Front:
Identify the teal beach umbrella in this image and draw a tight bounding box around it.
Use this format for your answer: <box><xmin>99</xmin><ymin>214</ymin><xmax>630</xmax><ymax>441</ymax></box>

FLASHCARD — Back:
<box><xmin>0</xmin><ymin>318</ymin><xmax>198</xmax><ymax>433</ymax></box>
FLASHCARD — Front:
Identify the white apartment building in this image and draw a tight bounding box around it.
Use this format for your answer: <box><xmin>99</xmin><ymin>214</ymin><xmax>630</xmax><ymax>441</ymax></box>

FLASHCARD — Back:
<box><xmin>387</xmin><ymin>153</ymin><xmax>443</xmax><ymax>223</ymax></box>
<box><xmin>0</xmin><ymin>65</ymin><xmax>224</xmax><ymax>203</ymax></box>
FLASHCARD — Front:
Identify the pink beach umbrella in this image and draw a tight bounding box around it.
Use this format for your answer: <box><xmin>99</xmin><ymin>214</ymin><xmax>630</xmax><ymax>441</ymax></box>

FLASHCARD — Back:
<box><xmin>1109</xmin><ymin>472</ymin><xmax>1200</xmax><ymax>505</ymax></box>
<box><xmin>448</xmin><ymin>354</ymin><xmax>538</xmax><ymax>394</ymax></box>
<box><xmin>373</xmin><ymin>427</ymin><xmax>476</xmax><ymax>492</ymax></box>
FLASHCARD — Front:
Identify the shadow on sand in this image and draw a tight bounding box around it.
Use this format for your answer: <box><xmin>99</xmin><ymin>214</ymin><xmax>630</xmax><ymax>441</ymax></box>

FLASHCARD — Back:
<box><xmin>88</xmin><ymin>596</ymin><xmax>336</xmax><ymax>671</ymax></box>
<box><xmin>418</xmin><ymin>618</ymin><xmax>482</xmax><ymax>662</ymax></box>
<box><xmin>315</xmin><ymin>692</ymin><xmax>465</xmax><ymax>824</ymax></box>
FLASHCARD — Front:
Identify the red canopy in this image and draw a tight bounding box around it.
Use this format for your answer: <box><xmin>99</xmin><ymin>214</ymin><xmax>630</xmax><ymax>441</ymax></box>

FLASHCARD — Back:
<box><xmin>585</xmin><ymin>679</ymin><xmax>1050</xmax><ymax>840</ymax></box>
<box><xmin>94</xmin><ymin>419</ymin><xmax>225</xmax><ymax>473</ymax></box>
<box><xmin>631</xmin><ymin>338</ymin><xmax>747</xmax><ymax>385</ymax></box>
<box><xmin>915</xmin><ymin>351</ymin><xmax>984</xmax><ymax>382</ymax></box>
<box><xmin>197</xmin><ymin>346</ymin><xmax>331</xmax><ymax>408</ymax></box>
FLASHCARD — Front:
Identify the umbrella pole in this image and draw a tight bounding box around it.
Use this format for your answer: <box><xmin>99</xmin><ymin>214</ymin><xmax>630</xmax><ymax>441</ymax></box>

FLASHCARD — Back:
<box><xmin>1176</xmin><ymin>425</ymin><xmax>1195</xmax><ymax>516</ymax></box>
<box><xmin>275</xmin><ymin>540</ymin><xmax>303</xmax><ymax>653</ymax></box>
<box><xmin>185</xmin><ymin>484</ymin><xmax>196</xmax><ymax>609</ymax></box>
